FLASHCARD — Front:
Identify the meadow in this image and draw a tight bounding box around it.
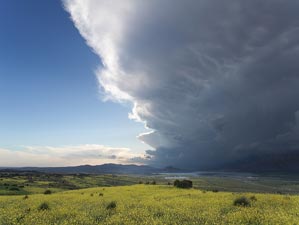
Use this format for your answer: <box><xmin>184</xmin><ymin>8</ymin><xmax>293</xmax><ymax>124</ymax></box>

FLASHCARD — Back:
<box><xmin>2</xmin><ymin>171</ymin><xmax>299</xmax><ymax>195</ymax></box>
<box><xmin>0</xmin><ymin>184</ymin><xmax>299</xmax><ymax>225</ymax></box>
<box><xmin>2</xmin><ymin>171</ymin><xmax>299</xmax><ymax>224</ymax></box>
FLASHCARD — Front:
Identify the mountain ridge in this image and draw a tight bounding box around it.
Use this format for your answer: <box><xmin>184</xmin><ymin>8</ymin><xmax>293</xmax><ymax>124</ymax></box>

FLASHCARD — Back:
<box><xmin>0</xmin><ymin>163</ymin><xmax>185</xmax><ymax>175</ymax></box>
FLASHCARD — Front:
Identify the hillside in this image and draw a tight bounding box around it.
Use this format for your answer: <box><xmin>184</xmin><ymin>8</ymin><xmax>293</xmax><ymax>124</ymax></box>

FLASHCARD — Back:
<box><xmin>0</xmin><ymin>185</ymin><xmax>298</xmax><ymax>224</ymax></box>
<box><xmin>8</xmin><ymin>164</ymin><xmax>184</xmax><ymax>175</ymax></box>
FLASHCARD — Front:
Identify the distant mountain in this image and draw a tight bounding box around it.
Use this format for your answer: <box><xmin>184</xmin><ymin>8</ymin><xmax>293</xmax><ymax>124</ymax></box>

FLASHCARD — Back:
<box><xmin>6</xmin><ymin>164</ymin><xmax>185</xmax><ymax>175</ymax></box>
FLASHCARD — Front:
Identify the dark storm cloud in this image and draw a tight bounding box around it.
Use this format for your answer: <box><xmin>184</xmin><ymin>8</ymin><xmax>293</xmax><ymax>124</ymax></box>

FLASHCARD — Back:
<box><xmin>64</xmin><ymin>0</ymin><xmax>299</xmax><ymax>170</ymax></box>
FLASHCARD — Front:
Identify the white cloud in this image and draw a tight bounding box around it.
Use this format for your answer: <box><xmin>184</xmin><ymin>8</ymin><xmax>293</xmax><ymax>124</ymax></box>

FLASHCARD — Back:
<box><xmin>0</xmin><ymin>145</ymin><xmax>143</xmax><ymax>167</ymax></box>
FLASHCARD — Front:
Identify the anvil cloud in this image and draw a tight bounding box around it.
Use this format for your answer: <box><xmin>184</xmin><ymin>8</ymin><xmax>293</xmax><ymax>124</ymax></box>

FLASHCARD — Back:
<box><xmin>64</xmin><ymin>0</ymin><xmax>299</xmax><ymax>170</ymax></box>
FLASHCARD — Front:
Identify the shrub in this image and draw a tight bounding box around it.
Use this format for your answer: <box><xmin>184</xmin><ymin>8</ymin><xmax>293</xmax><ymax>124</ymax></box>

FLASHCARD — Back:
<box><xmin>106</xmin><ymin>201</ymin><xmax>117</xmax><ymax>210</ymax></box>
<box><xmin>99</xmin><ymin>193</ymin><xmax>103</xmax><ymax>197</ymax></box>
<box><xmin>233</xmin><ymin>197</ymin><xmax>251</xmax><ymax>207</ymax></box>
<box><xmin>174</xmin><ymin>180</ymin><xmax>193</xmax><ymax>189</ymax></box>
<box><xmin>38</xmin><ymin>202</ymin><xmax>50</xmax><ymax>211</ymax></box>
<box><xmin>44</xmin><ymin>190</ymin><xmax>52</xmax><ymax>195</ymax></box>
<box><xmin>212</xmin><ymin>189</ymin><xmax>219</xmax><ymax>193</ymax></box>
<box><xmin>23</xmin><ymin>195</ymin><xmax>29</xmax><ymax>200</ymax></box>
<box><xmin>174</xmin><ymin>180</ymin><xmax>180</xmax><ymax>187</ymax></box>
<box><xmin>90</xmin><ymin>193</ymin><xmax>94</xmax><ymax>197</ymax></box>
<box><xmin>151</xmin><ymin>180</ymin><xmax>156</xmax><ymax>185</ymax></box>
<box><xmin>249</xmin><ymin>195</ymin><xmax>257</xmax><ymax>201</ymax></box>
<box><xmin>139</xmin><ymin>181</ymin><xmax>143</xmax><ymax>184</ymax></box>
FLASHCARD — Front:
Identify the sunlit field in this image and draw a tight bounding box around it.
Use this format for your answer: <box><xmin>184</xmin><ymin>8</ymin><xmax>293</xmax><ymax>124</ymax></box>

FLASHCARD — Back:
<box><xmin>0</xmin><ymin>185</ymin><xmax>298</xmax><ymax>225</ymax></box>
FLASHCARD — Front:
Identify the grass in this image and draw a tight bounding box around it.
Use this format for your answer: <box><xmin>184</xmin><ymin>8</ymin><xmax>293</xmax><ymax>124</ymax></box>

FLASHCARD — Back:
<box><xmin>0</xmin><ymin>185</ymin><xmax>298</xmax><ymax>224</ymax></box>
<box><xmin>0</xmin><ymin>173</ymin><xmax>146</xmax><ymax>195</ymax></box>
<box><xmin>4</xmin><ymin>171</ymin><xmax>299</xmax><ymax>196</ymax></box>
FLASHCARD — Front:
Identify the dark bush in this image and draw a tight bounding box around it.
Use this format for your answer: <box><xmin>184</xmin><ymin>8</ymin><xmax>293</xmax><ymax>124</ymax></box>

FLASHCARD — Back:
<box><xmin>174</xmin><ymin>180</ymin><xmax>180</xmax><ymax>187</ymax></box>
<box><xmin>44</xmin><ymin>190</ymin><xmax>52</xmax><ymax>195</ymax></box>
<box><xmin>90</xmin><ymin>193</ymin><xmax>94</xmax><ymax>197</ymax></box>
<box><xmin>249</xmin><ymin>195</ymin><xmax>257</xmax><ymax>201</ymax></box>
<box><xmin>38</xmin><ymin>202</ymin><xmax>50</xmax><ymax>211</ymax></box>
<box><xmin>151</xmin><ymin>180</ymin><xmax>156</xmax><ymax>185</ymax></box>
<box><xmin>174</xmin><ymin>180</ymin><xmax>193</xmax><ymax>189</ymax></box>
<box><xmin>233</xmin><ymin>197</ymin><xmax>251</xmax><ymax>207</ymax></box>
<box><xmin>99</xmin><ymin>193</ymin><xmax>103</xmax><ymax>197</ymax></box>
<box><xmin>212</xmin><ymin>189</ymin><xmax>219</xmax><ymax>193</ymax></box>
<box><xmin>106</xmin><ymin>201</ymin><xmax>117</xmax><ymax>210</ymax></box>
<box><xmin>23</xmin><ymin>195</ymin><xmax>29</xmax><ymax>200</ymax></box>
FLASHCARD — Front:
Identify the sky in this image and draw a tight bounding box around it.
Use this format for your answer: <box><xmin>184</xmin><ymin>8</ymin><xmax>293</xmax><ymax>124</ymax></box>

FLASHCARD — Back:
<box><xmin>63</xmin><ymin>0</ymin><xmax>299</xmax><ymax>171</ymax></box>
<box><xmin>0</xmin><ymin>0</ymin><xmax>148</xmax><ymax>166</ymax></box>
<box><xmin>2</xmin><ymin>0</ymin><xmax>299</xmax><ymax>171</ymax></box>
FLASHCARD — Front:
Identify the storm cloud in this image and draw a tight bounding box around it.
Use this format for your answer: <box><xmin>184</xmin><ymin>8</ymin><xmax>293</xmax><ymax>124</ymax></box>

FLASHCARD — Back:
<box><xmin>64</xmin><ymin>0</ymin><xmax>299</xmax><ymax>170</ymax></box>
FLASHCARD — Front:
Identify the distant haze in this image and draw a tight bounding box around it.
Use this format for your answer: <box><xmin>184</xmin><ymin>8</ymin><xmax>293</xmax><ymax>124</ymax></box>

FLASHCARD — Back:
<box><xmin>64</xmin><ymin>0</ymin><xmax>299</xmax><ymax>170</ymax></box>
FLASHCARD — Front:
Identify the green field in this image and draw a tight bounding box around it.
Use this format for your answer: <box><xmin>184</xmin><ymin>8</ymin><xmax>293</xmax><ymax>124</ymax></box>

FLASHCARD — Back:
<box><xmin>2</xmin><ymin>171</ymin><xmax>299</xmax><ymax>196</ymax></box>
<box><xmin>0</xmin><ymin>184</ymin><xmax>298</xmax><ymax>225</ymax></box>
<box><xmin>2</xmin><ymin>172</ymin><xmax>299</xmax><ymax>224</ymax></box>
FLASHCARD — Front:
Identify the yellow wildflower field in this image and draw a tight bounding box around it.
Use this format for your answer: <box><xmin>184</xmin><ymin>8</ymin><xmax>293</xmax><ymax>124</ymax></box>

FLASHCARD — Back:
<box><xmin>0</xmin><ymin>185</ymin><xmax>298</xmax><ymax>225</ymax></box>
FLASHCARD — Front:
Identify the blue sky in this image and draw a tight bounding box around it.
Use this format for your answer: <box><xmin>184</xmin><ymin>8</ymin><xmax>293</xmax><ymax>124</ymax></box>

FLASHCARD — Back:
<box><xmin>3</xmin><ymin>0</ymin><xmax>298</xmax><ymax>170</ymax></box>
<box><xmin>0</xmin><ymin>0</ymin><xmax>148</xmax><ymax>166</ymax></box>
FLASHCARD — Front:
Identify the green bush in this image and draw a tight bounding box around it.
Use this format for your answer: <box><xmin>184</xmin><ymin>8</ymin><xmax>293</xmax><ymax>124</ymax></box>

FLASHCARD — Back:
<box><xmin>233</xmin><ymin>197</ymin><xmax>251</xmax><ymax>207</ymax></box>
<box><xmin>106</xmin><ymin>201</ymin><xmax>117</xmax><ymax>210</ymax></box>
<box><xmin>38</xmin><ymin>202</ymin><xmax>50</xmax><ymax>211</ymax></box>
<box><xmin>23</xmin><ymin>195</ymin><xmax>29</xmax><ymax>200</ymax></box>
<box><xmin>174</xmin><ymin>180</ymin><xmax>193</xmax><ymax>188</ymax></box>
<box><xmin>249</xmin><ymin>195</ymin><xmax>257</xmax><ymax>201</ymax></box>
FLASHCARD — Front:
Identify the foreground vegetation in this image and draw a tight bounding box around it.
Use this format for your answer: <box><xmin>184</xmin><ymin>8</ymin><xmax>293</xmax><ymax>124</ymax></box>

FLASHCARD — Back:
<box><xmin>0</xmin><ymin>185</ymin><xmax>298</xmax><ymax>224</ymax></box>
